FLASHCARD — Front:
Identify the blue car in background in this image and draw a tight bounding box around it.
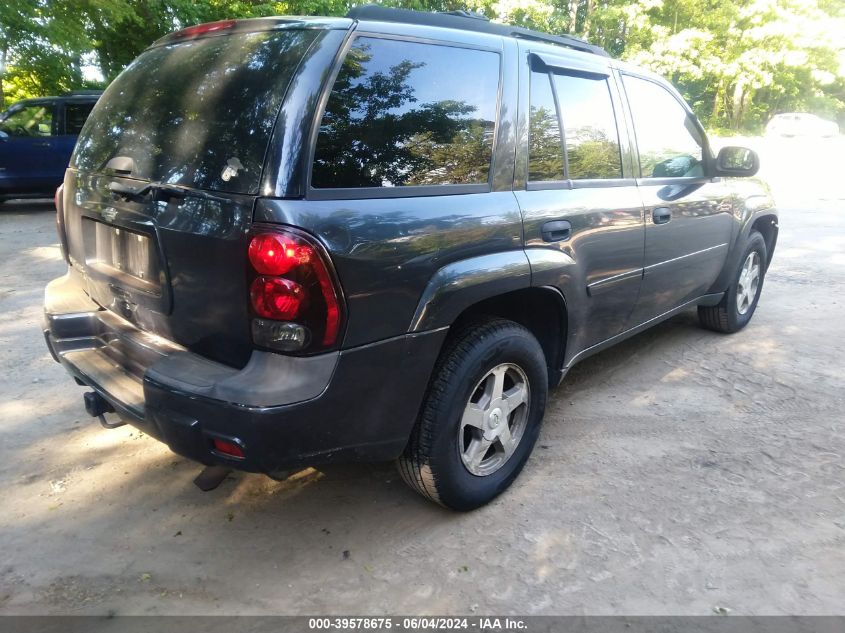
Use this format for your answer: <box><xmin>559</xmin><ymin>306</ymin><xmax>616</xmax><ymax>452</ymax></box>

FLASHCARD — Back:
<box><xmin>0</xmin><ymin>91</ymin><xmax>101</xmax><ymax>203</ymax></box>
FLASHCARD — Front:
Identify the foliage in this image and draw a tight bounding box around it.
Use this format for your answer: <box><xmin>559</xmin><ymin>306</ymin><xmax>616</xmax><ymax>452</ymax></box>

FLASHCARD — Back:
<box><xmin>1</xmin><ymin>0</ymin><xmax>843</xmax><ymax>132</ymax></box>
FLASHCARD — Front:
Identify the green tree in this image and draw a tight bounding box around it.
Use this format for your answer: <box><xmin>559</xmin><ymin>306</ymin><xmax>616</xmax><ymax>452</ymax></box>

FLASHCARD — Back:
<box><xmin>2</xmin><ymin>0</ymin><xmax>843</xmax><ymax>132</ymax></box>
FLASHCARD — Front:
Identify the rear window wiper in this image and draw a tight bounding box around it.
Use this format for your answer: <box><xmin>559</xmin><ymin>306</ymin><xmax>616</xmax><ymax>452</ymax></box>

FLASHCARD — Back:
<box><xmin>108</xmin><ymin>181</ymin><xmax>228</xmax><ymax>203</ymax></box>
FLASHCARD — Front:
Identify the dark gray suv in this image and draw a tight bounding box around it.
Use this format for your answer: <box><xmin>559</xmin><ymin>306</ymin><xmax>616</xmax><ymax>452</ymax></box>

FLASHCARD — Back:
<box><xmin>43</xmin><ymin>6</ymin><xmax>778</xmax><ymax>510</ymax></box>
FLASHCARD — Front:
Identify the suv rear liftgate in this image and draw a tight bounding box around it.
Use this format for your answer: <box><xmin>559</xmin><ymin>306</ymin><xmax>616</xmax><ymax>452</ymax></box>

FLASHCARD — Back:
<box><xmin>45</xmin><ymin>18</ymin><xmax>446</xmax><ymax>475</ymax></box>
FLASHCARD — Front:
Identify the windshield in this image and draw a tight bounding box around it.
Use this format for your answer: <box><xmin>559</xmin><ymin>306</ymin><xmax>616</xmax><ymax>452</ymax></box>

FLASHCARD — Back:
<box><xmin>71</xmin><ymin>29</ymin><xmax>319</xmax><ymax>194</ymax></box>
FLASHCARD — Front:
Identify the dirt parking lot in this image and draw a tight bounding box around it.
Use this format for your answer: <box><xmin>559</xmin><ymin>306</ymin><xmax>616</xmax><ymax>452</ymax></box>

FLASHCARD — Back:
<box><xmin>1</xmin><ymin>137</ymin><xmax>843</xmax><ymax>616</ymax></box>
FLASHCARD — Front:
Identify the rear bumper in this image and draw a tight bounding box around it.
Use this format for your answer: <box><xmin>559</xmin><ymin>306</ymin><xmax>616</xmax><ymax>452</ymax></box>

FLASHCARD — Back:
<box><xmin>44</xmin><ymin>273</ymin><xmax>446</xmax><ymax>473</ymax></box>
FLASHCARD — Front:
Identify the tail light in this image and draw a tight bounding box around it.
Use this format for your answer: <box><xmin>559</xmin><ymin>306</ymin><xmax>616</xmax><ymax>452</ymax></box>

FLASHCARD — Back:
<box><xmin>247</xmin><ymin>227</ymin><xmax>343</xmax><ymax>353</ymax></box>
<box><xmin>54</xmin><ymin>184</ymin><xmax>69</xmax><ymax>264</ymax></box>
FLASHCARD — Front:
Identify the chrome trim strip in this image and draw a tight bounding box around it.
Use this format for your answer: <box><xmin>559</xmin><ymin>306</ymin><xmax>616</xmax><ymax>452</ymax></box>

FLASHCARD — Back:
<box><xmin>586</xmin><ymin>268</ymin><xmax>643</xmax><ymax>296</ymax></box>
<box><xmin>644</xmin><ymin>242</ymin><xmax>728</xmax><ymax>273</ymax></box>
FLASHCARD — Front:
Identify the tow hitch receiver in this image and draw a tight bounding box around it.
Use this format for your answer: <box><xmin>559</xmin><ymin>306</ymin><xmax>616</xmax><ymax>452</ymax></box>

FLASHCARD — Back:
<box><xmin>83</xmin><ymin>391</ymin><xmax>126</xmax><ymax>429</ymax></box>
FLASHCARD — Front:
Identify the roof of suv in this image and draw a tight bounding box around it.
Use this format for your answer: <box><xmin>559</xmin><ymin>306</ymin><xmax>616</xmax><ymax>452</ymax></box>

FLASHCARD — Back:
<box><xmin>1</xmin><ymin>94</ymin><xmax>101</xmax><ymax>114</ymax></box>
<box><xmin>153</xmin><ymin>6</ymin><xmax>607</xmax><ymax>58</ymax></box>
<box><xmin>346</xmin><ymin>5</ymin><xmax>608</xmax><ymax>56</ymax></box>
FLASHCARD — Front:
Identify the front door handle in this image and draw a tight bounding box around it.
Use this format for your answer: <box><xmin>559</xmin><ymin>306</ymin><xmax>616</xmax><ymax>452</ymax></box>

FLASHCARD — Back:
<box><xmin>541</xmin><ymin>220</ymin><xmax>572</xmax><ymax>242</ymax></box>
<box><xmin>652</xmin><ymin>207</ymin><xmax>672</xmax><ymax>225</ymax></box>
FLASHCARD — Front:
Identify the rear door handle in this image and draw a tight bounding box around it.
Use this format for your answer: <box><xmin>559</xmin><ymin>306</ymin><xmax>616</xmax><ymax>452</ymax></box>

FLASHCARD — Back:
<box><xmin>541</xmin><ymin>220</ymin><xmax>572</xmax><ymax>242</ymax></box>
<box><xmin>652</xmin><ymin>207</ymin><xmax>672</xmax><ymax>224</ymax></box>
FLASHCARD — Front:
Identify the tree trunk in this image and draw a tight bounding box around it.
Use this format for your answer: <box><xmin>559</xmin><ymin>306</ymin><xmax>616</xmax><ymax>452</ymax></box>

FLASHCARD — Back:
<box><xmin>0</xmin><ymin>46</ymin><xmax>6</xmax><ymax>109</ymax></box>
<box><xmin>583</xmin><ymin>0</ymin><xmax>595</xmax><ymax>39</ymax></box>
<box><xmin>713</xmin><ymin>83</ymin><xmax>722</xmax><ymax>121</ymax></box>
<box><xmin>569</xmin><ymin>0</ymin><xmax>579</xmax><ymax>34</ymax></box>
<box><xmin>731</xmin><ymin>82</ymin><xmax>745</xmax><ymax>130</ymax></box>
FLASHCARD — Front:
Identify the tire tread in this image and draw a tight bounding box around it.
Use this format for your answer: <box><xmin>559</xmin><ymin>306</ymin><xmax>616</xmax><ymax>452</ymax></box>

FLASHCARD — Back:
<box><xmin>397</xmin><ymin>318</ymin><xmax>529</xmax><ymax>507</ymax></box>
<box><xmin>698</xmin><ymin>230</ymin><xmax>766</xmax><ymax>334</ymax></box>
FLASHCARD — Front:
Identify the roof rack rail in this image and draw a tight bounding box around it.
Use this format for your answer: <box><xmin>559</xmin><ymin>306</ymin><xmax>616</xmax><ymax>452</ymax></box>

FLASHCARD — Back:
<box><xmin>64</xmin><ymin>90</ymin><xmax>104</xmax><ymax>96</ymax></box>
<box><xmin>345</xmin><ymin>5</ymin><xmax>609</xmax><ymax>57</ymax></box>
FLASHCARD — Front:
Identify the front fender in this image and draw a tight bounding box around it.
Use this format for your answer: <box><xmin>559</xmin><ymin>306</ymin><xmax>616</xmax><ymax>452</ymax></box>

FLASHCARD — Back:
<box><xmin>408</xmin><ymin>251</ymin><xmax>531</xmax><ymax>332</ymax></box>
<box><xmin>708</xmin><ymin>179</ymin><xmax>778</xmax><ymax>293</ymax></box>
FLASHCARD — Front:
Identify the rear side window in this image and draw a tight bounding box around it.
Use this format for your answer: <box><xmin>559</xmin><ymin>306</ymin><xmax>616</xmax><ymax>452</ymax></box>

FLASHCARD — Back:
<box><xmin>311</xmin><ymin>37</ymin><xmax>500</xmax><ymax>190</ymax></box>
<box><xmin>72</xmin><ymin>30</ymin><xmax>319</xmax><ymax>194</ymax></box>
<box><xmin>623</xmin><ymin>75</ymin><xmax>704</xmax><ymax>178</ymax></box>
<box><xmin>65</xmin><ymin>102</ymin><xmax>96</xmax><ymax>135</ymax></box>
<box><xmin>553</xmin><ymin>74</ymin><xmax>622</xmax><ymax>180</ymax></box>
<box><xmin>528</xmin><ymin>70</ymin><xmax>564</xmax><ymax>181</ymax></box>
<box><xmin>527</xmin><ymin>68</ymin><xmax>622</xmax><ymax>182</ymax></box>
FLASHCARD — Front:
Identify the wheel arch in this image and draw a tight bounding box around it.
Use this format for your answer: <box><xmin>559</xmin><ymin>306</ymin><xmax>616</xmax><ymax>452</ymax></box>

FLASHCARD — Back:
<box><xmin>749</xmin><ymin>213</ymin><xmax>778</xmax><ymax>269</ymax></box>
<box><xmin>450</xmin><ymin>287</ymin><xmax>568</xmax><ymax>387</ymax></box>
<box><xmin>708</xmin><ymin>207</ymin><xmax>778</xmax><ymax>294</ymax></box>
<box><xmin>409</xmin><ymin>251</ymin><xmax>570</xmax><ymax>387</ymax></box>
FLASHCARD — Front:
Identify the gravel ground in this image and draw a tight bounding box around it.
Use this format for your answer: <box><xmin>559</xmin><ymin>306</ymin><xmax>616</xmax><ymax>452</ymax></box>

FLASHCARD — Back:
<box><xmin>0</xmin><ymin>137</ymin><xmax>843</xmax><ymax>616</ymax></box>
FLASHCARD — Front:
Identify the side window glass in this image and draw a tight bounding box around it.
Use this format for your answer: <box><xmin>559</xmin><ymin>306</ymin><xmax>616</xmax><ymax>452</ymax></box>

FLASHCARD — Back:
<box><xmin>0</xmin><ymin>105</ymin><xmax>53</xmax><ymax>137</ymax></box>
<box><xmin>623</xmin><ymin>76</ymin><xmax>704</xmax><ymax>178</ymax></box>
<box><xmin>65</xmin><ymin>103</ymin><xmax>95</xmax><ymax>135</ymax></box>
<box><xmin>312</xmin><ymin>37</ymin><xmax>500</xmax><ymax>189</ymax></box>
<box><xmin>528</xmin><ymin>70</ymin><xmax>564</xmax><ymax>181</ymax></box>
<box><xmin>553</xmin><ymin>74</ymin><xmax>622</xmax><ymax>180</ymax></box>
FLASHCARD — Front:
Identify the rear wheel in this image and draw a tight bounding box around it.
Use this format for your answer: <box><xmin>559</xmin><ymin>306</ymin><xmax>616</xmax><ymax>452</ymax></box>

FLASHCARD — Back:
<box><xmin>698</xmin><ymin>231</ymin><xmax>768</xmax><ymax>333</ymax></box>
<box><xmin>398</xmin><ymin>318</ymin><xmax>548</xmax><ymax>511</ymax></box>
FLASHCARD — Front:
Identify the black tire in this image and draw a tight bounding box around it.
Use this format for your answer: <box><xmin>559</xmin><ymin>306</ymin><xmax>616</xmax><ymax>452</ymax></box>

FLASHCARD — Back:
<box><xmin>698</xmin><ymin>231</ymin><xmax>768</xmax><ymax>333</ymax></box>
<box><xmin>398</xmin><ymin>318</ymin><xmax>548</xmax><ymax>511</ymax></box>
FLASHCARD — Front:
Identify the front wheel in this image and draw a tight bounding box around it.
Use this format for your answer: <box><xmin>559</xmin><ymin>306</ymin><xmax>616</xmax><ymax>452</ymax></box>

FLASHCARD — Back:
<box><xmin>397</xmin><ymin>318</ymin><xmax>548</xmax><ymax>511</ymax></box>
<box><xmin>699</xmin><ymin>231</ymin><xmax>768</xmax><ymax>333</ymax></box>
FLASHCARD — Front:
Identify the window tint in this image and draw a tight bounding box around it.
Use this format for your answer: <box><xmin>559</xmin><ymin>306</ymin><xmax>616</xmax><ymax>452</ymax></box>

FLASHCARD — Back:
<box><xmin>623</xmin><ymin>76</ymin><xmax>704</xmax><ymax>178</ymax></box>
<box><xmin>528</xmin><ymin>70</ymin><xmax>564</xmax><ymax>182</ymax></box>
<box><xmin>554</xmin><ymin>74</ymin><xmax>622</xmax><ymax>180</ymax></box>
<box><xmin>72</xmin><ymin>30</ymin><xmax>319</xmax><ymax>194</ymax></box>
<box><xmin>0</xmin><ymin>105</ymin><xmax>53</xmax><ymax>137</ymax></box>
<box><xmin>65</xmin><ymin>102</ymin><xmax>95</xmax><ymax>135</ymax></box>
<box><xmin>312</xmin><ymin>37</ymin><xmax>500</xmax><ymax>189</ymax></box>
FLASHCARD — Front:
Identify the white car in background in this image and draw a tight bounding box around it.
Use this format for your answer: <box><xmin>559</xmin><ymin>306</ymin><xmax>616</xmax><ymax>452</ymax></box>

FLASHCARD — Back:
<box><xmin>766</xmin><ymin>113</ymin><xmax>839</xmax><ymax>138</ymax></box>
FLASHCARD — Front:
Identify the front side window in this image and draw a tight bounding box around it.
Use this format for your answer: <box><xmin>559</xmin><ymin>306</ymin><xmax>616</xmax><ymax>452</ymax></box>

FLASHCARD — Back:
<box><xmin>312</xmin><ymin>37</ymin><xmax>500</xmax><ymax>189</ymax></box>
<box><xmin>553</xmin><ymin>74</ymin><xmax>622</xmax><ymax>180</ymax></box>
<box><xmin>623</xmin><ymin>75</ymin><xmax>704</xmax><ymax>178</ymax></box>
<box><xmin>0</xmin><ymin>105</ymin><xmax>53</xmax><ymax>137</ymax></box>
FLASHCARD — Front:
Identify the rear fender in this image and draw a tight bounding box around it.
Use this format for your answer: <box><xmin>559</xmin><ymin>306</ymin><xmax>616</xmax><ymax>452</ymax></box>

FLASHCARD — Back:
<box><xmin>408</xmin><ymin>251</ymin><xmax>531</xmax><ymax>332</ymax></box>
<box><xmin>409</xmin><ymin>248</ymin><xmax>578</xmax><ymax>376</ymax></box>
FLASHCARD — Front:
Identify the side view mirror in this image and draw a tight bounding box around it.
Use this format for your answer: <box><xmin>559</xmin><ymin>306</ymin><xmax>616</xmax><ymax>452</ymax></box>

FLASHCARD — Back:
<box><xmin>714</xmin><ymin>146</ymin><xmax>759</xmax><ymax>177</ymax></box>
<box><xmin>0</xmin><ymin>130</ymin><xmax>9</xmax><ymax>141</ymax></box>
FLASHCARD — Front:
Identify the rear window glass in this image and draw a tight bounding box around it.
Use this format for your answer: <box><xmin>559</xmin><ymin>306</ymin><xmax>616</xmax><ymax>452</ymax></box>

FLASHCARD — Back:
<box><xmin>72</xmin><ymin>30</ymin><xmax>319</xmax><ymax>194</ymax></box>
<box><xmin>311</xmin><ymin>37</ymin><xmax>500</xmax><ymax>190</ymax></box>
